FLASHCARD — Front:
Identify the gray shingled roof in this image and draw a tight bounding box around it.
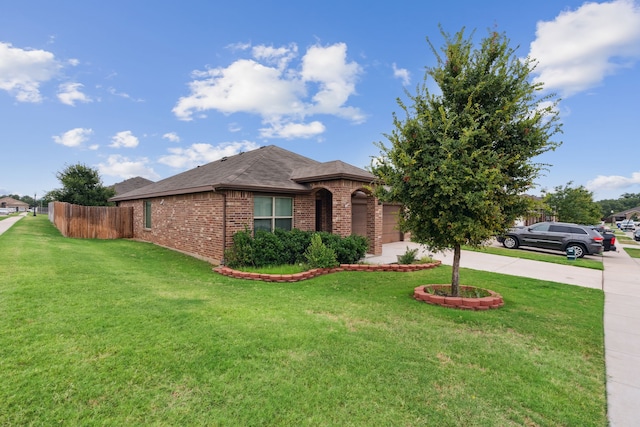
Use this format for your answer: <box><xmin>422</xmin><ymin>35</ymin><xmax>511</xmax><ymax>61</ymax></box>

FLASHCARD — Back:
<box><xmin>111</xmin><ymin>145</ymin><xmax>374</xmax><ymax>202</ymax></box>
<box><xmin>112</xmin><ymin>176</ymin><xmax>154</xmax><ymax>196</ymax></box>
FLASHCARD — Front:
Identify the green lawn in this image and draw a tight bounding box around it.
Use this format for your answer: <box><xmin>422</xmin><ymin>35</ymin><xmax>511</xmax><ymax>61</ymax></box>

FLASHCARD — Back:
<box><xmin>624</xmin><ymin>247</ymin><xmax>640</xmax><ymax>258</ymax></box>
<box><xmin>0</xmin><ymin>216</ymin><xmax>606</xmax><ymax>426</ymax></box>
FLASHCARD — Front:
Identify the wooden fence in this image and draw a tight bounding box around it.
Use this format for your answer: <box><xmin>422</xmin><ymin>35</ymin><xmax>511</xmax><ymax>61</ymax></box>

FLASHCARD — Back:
<box><xmin>49</xmin><ymin>201</ymin><xmax>133</xmax><ymax>239</ymax></box>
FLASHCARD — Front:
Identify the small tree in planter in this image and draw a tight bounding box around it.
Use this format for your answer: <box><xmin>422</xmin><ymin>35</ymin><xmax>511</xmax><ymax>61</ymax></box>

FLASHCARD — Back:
<box><xmin>371</xmin><ymin>27</ymin><xmax>561</xmax><ymax>296</ymax></box>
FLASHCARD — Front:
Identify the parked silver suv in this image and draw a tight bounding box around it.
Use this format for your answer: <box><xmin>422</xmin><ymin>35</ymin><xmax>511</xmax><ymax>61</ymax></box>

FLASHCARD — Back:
<box><xmin>497</xmin><ymin>222</ymin><xmax>604</xmax><ymax>258</ymax></box>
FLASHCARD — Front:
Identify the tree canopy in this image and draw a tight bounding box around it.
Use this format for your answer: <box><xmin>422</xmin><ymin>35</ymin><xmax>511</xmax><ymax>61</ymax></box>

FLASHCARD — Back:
<box><xmin>543</xmin><ymin>182</ymin><xmax>602</xmax><ymax>225</ymax></box>
<box><xmin>597</xmin><ymin>193</ymin><xmax>640</xmax><ymax>218</ymax></box>
<box><xmin>46</xmin><ymin>164</ymin><xmax>115</xmax><ymax>206</ymax></box>
<box><xmin>370</xmin><ymin>27</ymin><xmax>562</xmax><ymax>295</ymax></box>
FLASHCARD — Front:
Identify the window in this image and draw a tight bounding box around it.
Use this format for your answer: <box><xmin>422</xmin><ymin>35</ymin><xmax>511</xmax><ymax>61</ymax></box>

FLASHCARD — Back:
<box><xmin>254</xmin><ymin>196</ymin><xmax>292</xmax><ymax>232</ymax></box>
<box><xmin>530</xmin><ymin>223</ymin><xmax>550</xmax><ymax>232</ymax></box>
<box><xmin>144</xmin><ymin>200</ymin><xmax>152</xmax><ymax>229</ymax></box>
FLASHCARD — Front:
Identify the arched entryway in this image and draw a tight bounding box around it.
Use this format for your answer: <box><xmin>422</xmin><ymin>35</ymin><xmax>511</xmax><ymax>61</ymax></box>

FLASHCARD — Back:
<box><xmin>315</xmin><ymin>188</ymin><xmax>333</xmax><ymax>233</ymax></box>
<box><xmin>351</xmin><ymin>190</ymin><xmax>368</xmax><ymax>237</ymax></box>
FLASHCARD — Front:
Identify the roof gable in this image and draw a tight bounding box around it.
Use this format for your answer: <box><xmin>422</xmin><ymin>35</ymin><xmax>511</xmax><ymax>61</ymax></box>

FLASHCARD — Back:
<box><xmin>291</xmin><ymin>160</ymin><xmax>374</xmax><ymax>183</ymax></box>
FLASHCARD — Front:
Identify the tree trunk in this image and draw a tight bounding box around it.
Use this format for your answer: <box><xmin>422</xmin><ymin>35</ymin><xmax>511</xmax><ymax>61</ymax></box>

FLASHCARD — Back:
<box><xmin>451</xmin><ymin>244</ymin><xmax>461</xmax><ymax>297</ymax></box>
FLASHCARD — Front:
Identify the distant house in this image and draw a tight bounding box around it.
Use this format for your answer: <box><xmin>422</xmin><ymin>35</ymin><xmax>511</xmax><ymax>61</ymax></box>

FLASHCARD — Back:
<box><xmin>112</xmin><ymin>176</ymin><xmax>154</xmax><ymax>196</ymax></box>
<box><xmin>610</xmin><ymin>207</ymin><xmax>640</xmax><ymax>223</ymax></box>
<box><xmin>111</xmin><ymin>145</ymin><xmax>404</xmax><ymax>264</ymax></box>
<box><xmin>0</xmin><ymin>196</ymin><xmax>30</xmax><ymax>212</ymax></box>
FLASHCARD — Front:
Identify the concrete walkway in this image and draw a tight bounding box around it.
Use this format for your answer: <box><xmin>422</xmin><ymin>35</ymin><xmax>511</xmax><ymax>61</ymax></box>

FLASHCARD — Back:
<box><xmin>0</xmin><ymin>212</ymin><xmax>27</xmax><ymax>234</ymax></box>
<box><xmin>367</xmin><ymin>238</ymin><xmax>640</xmax><ymax>426</ymax></box>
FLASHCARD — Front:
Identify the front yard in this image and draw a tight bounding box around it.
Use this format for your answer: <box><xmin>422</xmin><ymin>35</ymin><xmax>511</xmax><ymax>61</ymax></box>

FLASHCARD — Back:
<box><xmin>0</xmin><ymin>216</ymin><xmax>606</xmax><ymax>426</ymax></box>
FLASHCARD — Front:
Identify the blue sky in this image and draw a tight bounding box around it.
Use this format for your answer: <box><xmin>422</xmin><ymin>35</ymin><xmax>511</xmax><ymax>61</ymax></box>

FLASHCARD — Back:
<box><xmin>1</xmin><ymin>0</ymin><xmax>639</xmax><ymax>202</ymax></box>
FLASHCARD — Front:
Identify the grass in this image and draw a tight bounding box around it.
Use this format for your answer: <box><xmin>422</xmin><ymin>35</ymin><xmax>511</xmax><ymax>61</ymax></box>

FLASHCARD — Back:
<box><xmin>0</xmin><ymin>216</ymin><xmax>606</xmax><ymax>426</ymax></box>
<box><xmin>624</xmin><ymin>247</ymin><xmax>640</xmax><ymax>258</ymax></box>
<box><xmin>463</xmin><ymin>244</ymin><xmax>604</xmax><ymax>270</ymax></box>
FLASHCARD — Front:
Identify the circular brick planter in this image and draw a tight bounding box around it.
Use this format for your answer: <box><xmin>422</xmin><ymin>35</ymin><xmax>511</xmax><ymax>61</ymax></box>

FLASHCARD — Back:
<box><xmin>213</xmin><ymin>261</ymin><xmax>442</xmax><ymax>282</ymax></box>
<box><xmin>414</xmin><ymin>285</ymin><xmax>504</xmax><ymax>310</ymax></box>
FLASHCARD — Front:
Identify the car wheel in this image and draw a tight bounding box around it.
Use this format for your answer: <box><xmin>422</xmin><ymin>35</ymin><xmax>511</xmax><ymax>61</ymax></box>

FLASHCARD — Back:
<box><xmin>567</xmin><ymin>244</ymin><xmax>586</xmax><ymax>258</ymax></box>
<box><xmin>502</xmin><ymin>236</ymin><xmax>519</xmax><ymax>249</ymax></box>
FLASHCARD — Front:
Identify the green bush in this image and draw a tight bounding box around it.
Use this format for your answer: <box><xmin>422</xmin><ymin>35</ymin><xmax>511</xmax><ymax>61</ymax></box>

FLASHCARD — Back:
<box><xmin>275</xmin><ymin>228</ymin><xmax>312</xmax><ymax>264</ymax></box>
<box><xmin>329</xmin><ymin>234</ymin><xmax>369</xmax><ymax>264</ymax></box>
<box><xmin>224</xmin><ymin>228</ymin><xmax>255</xmax><ymax>268</ymax></box>
<box><xmin>224</xmin><ymin>228</ymin><xmax>368</xmax><ymax>268</ymax></box>
<box><xmin>304</xmin><ymin>234</ymin><xmax>339</xmax><ymax>269</ymax></box>
<box><xmin>252</xmin><ymin>230</ymin><xmax>287</xmax><ymax>266</ymax></box>
<box><xmin>397</xmin><ymin>246</ymin><xmax>418</xmax><ymax>264</ymax></box>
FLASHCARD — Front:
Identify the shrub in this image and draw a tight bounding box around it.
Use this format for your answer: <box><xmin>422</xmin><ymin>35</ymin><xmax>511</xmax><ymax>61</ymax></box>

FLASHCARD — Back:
<box><xmin>275</xmin><ymin>228</ymin><xmax>313</xmax><ymax>264</ymax></box>
<box><xmin>330</xmin><ymin>234</ymin><xmax>368</xmax><ymax>264</ymax></box>
<box><xmin>304</xmin><ymin>234</ymin><xmax>339</xmax><ymax>269</ymax></box>
<box><xmin>224</xmin><ymin>228</ymin><xmax>255</xmax><ymax>268</ymax></box>
<box><xmin>224</xmin><ymin>228</ymin><xmax>368</xmax><ymax>268</ymax></box>
<box><xmin>252</xmin><ymin>230</ymin><xmax>287</xmax><ymax>267</ymax></box>
<box><xmin>397</xmin><ymin>246</ymin><xmax>419</xmax><ymax>264</ymax></box>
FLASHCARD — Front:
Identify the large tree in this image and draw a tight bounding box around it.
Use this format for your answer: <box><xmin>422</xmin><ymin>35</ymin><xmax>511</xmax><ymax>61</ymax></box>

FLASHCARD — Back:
<box><xmin>543</xmin><ymin>182</ymin><xmax>601</xmax><ymax>225</ymax></box>
<box><xmin>371</xmin><ymin>28</ymin><xmax>562</xmax><ymax>296</ymax></box>
<box><xmin>47</xmin><ymin>163</ymin><xmax>115</xmax><ymax>206</ymax></box>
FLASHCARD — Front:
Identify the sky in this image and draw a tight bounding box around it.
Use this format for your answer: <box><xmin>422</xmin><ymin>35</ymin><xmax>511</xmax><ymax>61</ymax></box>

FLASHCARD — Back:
<box><xmin>1</xmin><ymin>0</ymin><xmax>640</xmax><ymax>202</ymax></box>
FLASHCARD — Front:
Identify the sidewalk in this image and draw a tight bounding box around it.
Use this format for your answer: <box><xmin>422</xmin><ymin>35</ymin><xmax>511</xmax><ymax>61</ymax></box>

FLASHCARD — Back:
<box><xmin>0</xmin><ymin>212</ymin><xmax>27</xmax><ymax>235</ymax></box>
<box><xmin>367</xmin><ymin>239</ymin><xmax>640</xmax><ymax>426</ymax></box>
<box><xmin>602</xmin><ymin>241</ymin><xmax>640</xmax><ymax>427</ymax></box>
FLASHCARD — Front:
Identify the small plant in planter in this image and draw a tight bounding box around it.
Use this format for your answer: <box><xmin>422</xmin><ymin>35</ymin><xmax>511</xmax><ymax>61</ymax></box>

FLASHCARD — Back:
<box><xmin>397</xmin><ymin>246</ymin><xmax>419</xmax><ymax>264</ymax></box>
<box><xmin>424</xmin><ymin>284</ymin><xmax>491</xmax><ymax>298</ymax></box>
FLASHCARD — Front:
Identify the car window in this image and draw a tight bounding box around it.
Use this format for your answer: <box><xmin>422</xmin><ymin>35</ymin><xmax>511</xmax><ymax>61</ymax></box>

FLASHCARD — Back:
<box><xmin>530</xmin><ymin>223</ymin><xmax>550</xmax><ymax>232</ymax></box>
<box><xmin>569</xmin><ymin>227</ymin><xmax>588</xmax><ymax>234</ymax></box>
<box><xmin>549</xmin><ymin>225</ymin><xmax>570</xmax><ymax>233</ymax></box>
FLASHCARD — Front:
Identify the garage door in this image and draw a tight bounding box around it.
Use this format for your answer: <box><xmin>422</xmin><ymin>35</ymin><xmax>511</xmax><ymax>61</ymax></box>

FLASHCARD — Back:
<box><xmin>382</xmin><ymin>205</ymin><xmax>403</xmax><ymax>243</ymax></box>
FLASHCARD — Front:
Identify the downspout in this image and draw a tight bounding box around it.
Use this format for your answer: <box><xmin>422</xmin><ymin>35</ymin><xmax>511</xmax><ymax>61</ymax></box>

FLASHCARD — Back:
<box><xmin>221</xmin><ymin>191</ymin><xmax>227</xmax><ymax>265</ymax></box>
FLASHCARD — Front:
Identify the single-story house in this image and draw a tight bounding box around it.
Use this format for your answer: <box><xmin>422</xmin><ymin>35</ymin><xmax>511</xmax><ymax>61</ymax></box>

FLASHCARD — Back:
<box><xmin>0</xmin><ymin>196</ymin><xmax>30</xmax><ymax>212</ymax></box>
<box><xmin>110</xmin><ymin>145</ymin><xmax>405</xmax><ymax>264</ymax></box>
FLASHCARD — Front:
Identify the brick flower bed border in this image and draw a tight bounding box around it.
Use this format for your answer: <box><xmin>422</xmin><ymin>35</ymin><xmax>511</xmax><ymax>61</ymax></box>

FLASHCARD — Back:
<box><xmin>213</xmin><ymin>261</ymin><xmax>442</xmax><ymax>283</ymax></box>
<box><xmin>413</xmin><ymin>285</ymin><xmax>504</xmax><ymax>310</ymax></box>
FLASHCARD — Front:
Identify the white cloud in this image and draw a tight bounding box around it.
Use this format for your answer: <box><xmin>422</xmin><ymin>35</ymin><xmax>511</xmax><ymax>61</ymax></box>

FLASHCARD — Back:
<box><xmin>162</xmin><ymin>132</ymin><xmax>181</xmax><ymax>142</ymax></box>
<box><xmin>252</xmin><ymin>43</ymin><xmax>298</xmax><ymax>70</ymax></box>
<box><xmin>300</xmin><ymin>43</ymin><xmax>364</xmax><ymax>122</ymax></box>
<box><xmin>260</xmin><ymin>120</ymin><xmax>326</xmax><ymax>139</ymax></box>
<box><xmin>52</xmin><ymin>127</ymin><xmax>94</xmax><ymax>148</ymax></box>
<box><xmin>530</xmin><ymin>0</ymin><xmax>640</xmax><ymax>97</ymax></box>
<box><xmin>173</xmin><ymin>58</ymin><xmax>305</xmax><ymax>120</ymax></box>
<box><xmin>392</xmin><ymin>63</ymin><xmax>410</xmax><ymax>86</ymax></box>
<box><xmin>110</xmin><ymin>131</ymin><xmax>139</xmax><ymax>148</ymax></box>
<box><xmin>0</xmin><ymin>41</ymin><xmax>62</xmax><ymax>102</ymax></box>
<box><xmin>587</xmin><ymin>172</ymin><xmax>640</xmax><ymax>193</ymax></box>
<box><xmin>108</xmin><ymin>87</ymin><xmax>144</xmax><ymax>102</ymax></box>
<box><xmin>97</xmin><ymin>154</ymin><xmax>160</xmax><ymax>180</ymax></box>
<box><xmin>57</xmin><ymin>82</ymin><xmax>92</xmax><ymax>106</ymax></box>
<box><xmin>158</xmin><ymin>140</ymin><xmax>260</xmax><ymax>169</ymax></box>
<box><xmin>172</xmin><ymin>42</ymin><xmax>364</xmax><ymax>136</ymax></box>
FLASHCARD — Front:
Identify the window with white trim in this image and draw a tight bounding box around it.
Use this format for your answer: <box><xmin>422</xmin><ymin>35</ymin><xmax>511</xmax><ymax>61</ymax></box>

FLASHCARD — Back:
<box><xmin>254</xmin><ymin>196</ymin><xmax>293</xmax><ymax>232</ymax></box>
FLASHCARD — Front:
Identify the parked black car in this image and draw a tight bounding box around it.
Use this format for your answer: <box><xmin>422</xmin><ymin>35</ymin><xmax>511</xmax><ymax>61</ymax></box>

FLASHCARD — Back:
<box><xmin>635</xmin><ymin>229</ymin><xmax>640</xmax><ymax>242</ymax></box>
<box><xmin>497</xmin><ymin>222</ymin><xmax>604</xmax><ymax>258</ymax></box>
<box><xmin>591</xmin><ymin>225</ymin><xmax>617</xmax><ymax>252</ymax></box>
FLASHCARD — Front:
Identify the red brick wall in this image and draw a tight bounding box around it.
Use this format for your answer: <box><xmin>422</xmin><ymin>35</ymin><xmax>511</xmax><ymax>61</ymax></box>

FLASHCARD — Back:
<box><xmin>118</xmin><ymin>181</ymin><xmax>384</xmax><ymax>263</ymax></box>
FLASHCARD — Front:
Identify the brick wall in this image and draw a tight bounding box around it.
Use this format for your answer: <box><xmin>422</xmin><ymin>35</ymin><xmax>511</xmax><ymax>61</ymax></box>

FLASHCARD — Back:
<box><xmin>118</xmin><ymin>180</ymin><xmax>384</xmax><ymax>263</ymax></box>
<box><xmin>119</xmin><ymin>192</ymin><xmax>225</xmax><ymax>263</ymax></box>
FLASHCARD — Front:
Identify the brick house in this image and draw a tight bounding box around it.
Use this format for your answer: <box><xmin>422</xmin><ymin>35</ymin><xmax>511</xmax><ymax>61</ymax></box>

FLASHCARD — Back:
<box><xmin>111</xmin><ymin>145</ymin><xmax>404</xmax><ymax>264</ymax></box>
<box><xmin>0</xmin><ymin>196</ymin><xmax>30</xmax><ymax>212</ymax></box>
